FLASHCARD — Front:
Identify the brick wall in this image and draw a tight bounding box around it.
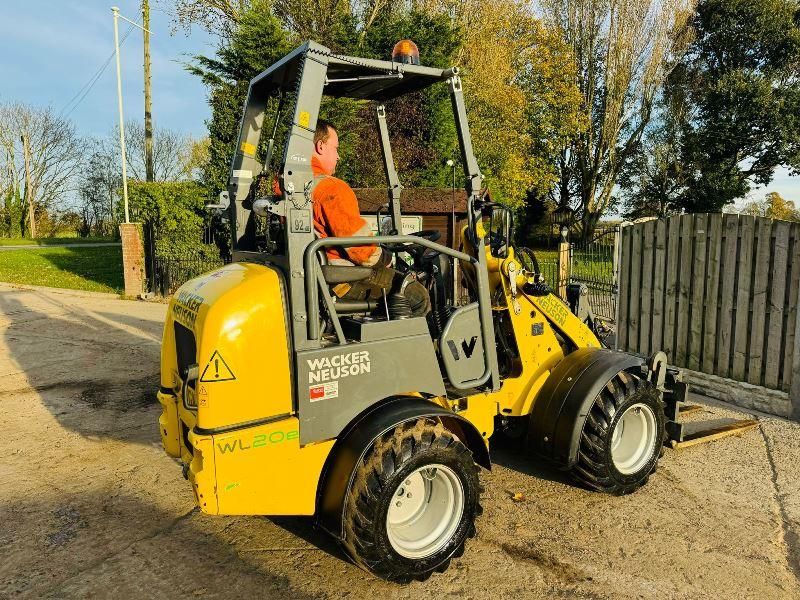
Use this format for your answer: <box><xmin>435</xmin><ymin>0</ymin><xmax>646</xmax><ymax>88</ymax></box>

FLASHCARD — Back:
<box><xmin>119</xmin><ymin>223</ymin><xmax>144</xmax><ymax>297</ymax></box>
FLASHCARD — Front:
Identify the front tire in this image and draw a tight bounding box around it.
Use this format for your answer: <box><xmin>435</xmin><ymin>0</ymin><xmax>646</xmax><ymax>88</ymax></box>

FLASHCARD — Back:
<box><xmin>571</xmin><ymin>370</ymin><xmax>665</xmax><ymax>495</ymax></box>
<box><xmin>342</xmin><ymin>419</ymin><xmax>482</xmax><ymax>583</ymax></box>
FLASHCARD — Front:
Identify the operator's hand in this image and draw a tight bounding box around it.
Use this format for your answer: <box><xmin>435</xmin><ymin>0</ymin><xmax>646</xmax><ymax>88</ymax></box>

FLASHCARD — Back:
<box><xmin>377</xmin><ymin>248</ymin><xmax>394</xmax><ymax>268</ymax></box>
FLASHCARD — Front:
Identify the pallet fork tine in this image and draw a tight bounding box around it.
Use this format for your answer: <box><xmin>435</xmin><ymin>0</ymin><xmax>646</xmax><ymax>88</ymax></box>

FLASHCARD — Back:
<box><xmin>661</xmin><ymin>367</ymin><xmax>759</xmax><ymax>449</ymax></box>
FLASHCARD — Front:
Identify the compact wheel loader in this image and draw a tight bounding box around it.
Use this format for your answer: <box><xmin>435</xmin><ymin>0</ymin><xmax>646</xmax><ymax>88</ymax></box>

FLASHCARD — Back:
<box><xmin>157</xmin><ymin>41</ymin><xmax>691</xmax><ymax>583</ymax></box>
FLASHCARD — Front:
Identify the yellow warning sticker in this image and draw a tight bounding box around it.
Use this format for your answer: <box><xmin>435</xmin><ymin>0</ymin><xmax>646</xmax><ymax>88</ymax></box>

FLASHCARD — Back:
<box><xmin>200</xmin><ymin>350</ymin><xmax>236</xmax><ymax>382</ymax></box>
<box><xmin>298</xmin><ymin>111</ymin><xmax>310</xmax><ymax>128</ymax></box>
<box><xmin>240</xmin><ymin>141</ymin><xmax>256</xmax><ymax>156</ymax></box>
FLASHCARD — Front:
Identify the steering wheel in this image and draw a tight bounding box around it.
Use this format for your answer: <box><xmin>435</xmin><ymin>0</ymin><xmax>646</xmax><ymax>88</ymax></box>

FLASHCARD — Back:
<box><xmin>381</xmin><ymin>229</ymin><xmax>441</xmax><ymax>263</ymax></box>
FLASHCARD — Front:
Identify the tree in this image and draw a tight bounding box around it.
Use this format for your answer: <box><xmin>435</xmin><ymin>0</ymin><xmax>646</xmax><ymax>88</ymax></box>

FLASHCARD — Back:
<box><xmin>336</xmin><ymin>8</ymin><xmax>461</xmax><ymax>190</ymax></box>
<box><xmin>188</xmin><ymin>0</ymin><xmax>293</xmax><ymax>195</ymax></box>
<box><xmin>0</xmin><ymin>145</ymin><xmax>25</xmax><ymax>238</ymax></box>
<box><xmin>79</xmin><ymin>138</ymin><xmax>121</xmax><ymax>237</ymax></box>
<box><xmin>164</xmin><ymin>0</ymin><xmax>251</xmax><ymax>37</ymax></box>
<box><xmin>274</xmin><ymin>0</ymin><xmax>358</xmax><ymax>48</ymax></box>
<box><xmin>741</xmin><ymin>192</ymin><xmax>800</xmax><ymax>221</ymax></box>
<box><xmin>0</xmin><ymin>103</ymin><xmax>84</xmax><ymax>237</ymax></box>
<box><xmin>619</xmin><ymin>80</ymin><xmax>690</xmax><ymax>219</ymax></box>
<box><xmin>182</xmin><ymin>137</ymin><xmax>211</xmax><ymax>182</ymax></box>
<box><xmin>542</xmin><ymin>0</ymin><xmax>696</xmax><ymax>234</ymax></box>
<box><xmin>670</xmin><ymin>0</ymin><xmax>800</xmax><ymax>213</ymax></box>
<box><xmin>121</xmin><ymin>120</ymin><xmax>193</xmax><ymax>182</ymax></box>
<box><xmin>408</xmin><ymin>1</ymin><xmax>586</xmax><ymax>207</ymax></box>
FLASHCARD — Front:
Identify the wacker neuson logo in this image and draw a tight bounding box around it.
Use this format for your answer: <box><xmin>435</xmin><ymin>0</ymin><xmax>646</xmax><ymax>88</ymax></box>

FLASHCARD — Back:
<box><xmin>307</xmin><ymin>350</ymin><xmax>371</xmax><ymax>383</ymax></box>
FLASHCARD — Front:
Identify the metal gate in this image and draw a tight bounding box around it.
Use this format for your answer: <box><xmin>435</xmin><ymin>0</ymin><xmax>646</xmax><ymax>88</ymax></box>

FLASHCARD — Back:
<box><xmin>569</xmin><ymin>226</ymin><xmax>619</xmax><ymax>323</ymax></box>
<box><xmin>144</xmin><ymin>220</ymin><xmax>229</xmax><ymax>297</ymax></box>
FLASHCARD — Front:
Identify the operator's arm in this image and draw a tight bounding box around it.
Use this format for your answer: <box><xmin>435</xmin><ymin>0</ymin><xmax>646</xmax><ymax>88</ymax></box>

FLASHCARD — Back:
<box><xmin>319</xmin><ymin>179</ymin><xmax>381</xmax><ymax>266</ymax></box>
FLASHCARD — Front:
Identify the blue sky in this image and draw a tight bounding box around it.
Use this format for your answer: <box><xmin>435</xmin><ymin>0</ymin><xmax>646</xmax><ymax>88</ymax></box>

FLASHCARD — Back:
<box><xmin>0</xmin><ymin>0</ymin><xmax>213</xmax><ymax>138</ymax></box>
<box><xmin>0</xmin><ymin>1</ymin><xmax>797</xmax><ymax>205</ymax></box>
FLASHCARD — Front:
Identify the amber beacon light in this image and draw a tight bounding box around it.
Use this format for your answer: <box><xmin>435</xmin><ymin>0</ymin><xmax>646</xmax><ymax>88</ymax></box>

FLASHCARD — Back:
<box><xmin>391</xmin><ymin>39</ymin><xmax>420</xmax><ymax>65</ymax></box>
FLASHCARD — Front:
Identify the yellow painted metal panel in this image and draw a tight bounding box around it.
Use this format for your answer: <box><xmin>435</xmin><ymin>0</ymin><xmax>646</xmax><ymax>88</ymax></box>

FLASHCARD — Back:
<box><xmin>163</xmin><ymin>262</ymin><xmax>294</xmax><ymax>431</ymax></box>
<box><xmin>208</xmin><ymin>417</ymin><xmax>334</xmax><ymax>515</ymax></box>
<box><xmin>157</xmin><ymin>390</ymin><xmax>180</xmax><ymax>457</ymax></box>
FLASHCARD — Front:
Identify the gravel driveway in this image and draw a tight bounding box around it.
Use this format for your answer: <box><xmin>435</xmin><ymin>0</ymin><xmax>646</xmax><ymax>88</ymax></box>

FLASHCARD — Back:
<box><xmin>0</xmin><ymin>283</ymin><xmax>798</xmax><ymax>599</ymax></box>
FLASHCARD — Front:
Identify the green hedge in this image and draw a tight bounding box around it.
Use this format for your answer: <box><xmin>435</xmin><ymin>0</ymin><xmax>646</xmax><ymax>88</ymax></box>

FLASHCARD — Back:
<box><xmin>127</xmin><ymin>181</ymin><xmax>219</xmax><ymax>259</ymax></box>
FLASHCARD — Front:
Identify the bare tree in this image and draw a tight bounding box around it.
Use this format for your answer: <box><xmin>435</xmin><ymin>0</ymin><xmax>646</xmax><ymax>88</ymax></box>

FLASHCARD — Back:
<box><xmin>162</xmin><ymin>0</ymin><xmax>251</xmax><ymax>36</ymax></box>
<box><xmin>121</xmin><ymin>120</ymin><xmax>191</xmax><ymax>182</ymax></box>
<box><xmin>273</xmin><ymin>0</ymin><xmax>352</xmax><ymax>44</ymax></box>
<box><xmin>0</xmin><ymin>103</ymin><xmax>84</xmax><ymax>237</ymax></box>
<box><xmin>79</xmin><ymin>137</ymin><xmax>121</xmax><ymax>236</ymax></box>
<box><xmin>541</xmin><ymin>0</ymin><xmax>696</xmax><ymax>234</ymax></box>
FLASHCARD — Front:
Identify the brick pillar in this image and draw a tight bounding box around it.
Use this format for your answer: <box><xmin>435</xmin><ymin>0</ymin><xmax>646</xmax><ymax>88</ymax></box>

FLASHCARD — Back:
<box><xmin>119</xmin><ymin>223</ymin><xmax>145</xmax><ymax>297</ymax></box>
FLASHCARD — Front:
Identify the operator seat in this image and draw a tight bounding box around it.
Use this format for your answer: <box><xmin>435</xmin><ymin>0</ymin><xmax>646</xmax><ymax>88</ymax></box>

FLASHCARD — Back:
<box><xmin>317</xmin><ymin>249</ymin><xmax>379</xmax><ymax>314</ymax></box>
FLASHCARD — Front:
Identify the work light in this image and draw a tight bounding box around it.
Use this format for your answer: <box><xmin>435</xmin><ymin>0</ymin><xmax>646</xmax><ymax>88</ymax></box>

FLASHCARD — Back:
<box><xmin>392</xmin><ymin>39</ymin><xmax>420</xmax><ymax>65</ymax></box>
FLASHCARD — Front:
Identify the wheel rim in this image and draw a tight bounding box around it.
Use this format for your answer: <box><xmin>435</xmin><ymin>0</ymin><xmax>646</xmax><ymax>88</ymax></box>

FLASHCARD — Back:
<box><xmin>385</xmin><ymin>464</ymin><xmax>464</xmax><ymax>559</ymax></box>
<box><xmin>610</xmin><ymin>402</ymin><xmax>657</xmax><ymax>475</ymax></box>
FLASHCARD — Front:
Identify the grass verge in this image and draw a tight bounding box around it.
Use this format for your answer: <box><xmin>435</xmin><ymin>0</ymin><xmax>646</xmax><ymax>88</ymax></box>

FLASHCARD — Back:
<box><xmin>0</xmin><ymin>237</ymin><xmax>115</xmax><ymax>246</ymax></box>
<box><xmin>0</xmin><ymin>246</ymin><xmax>123</xmax><ymax>293</ymax></box>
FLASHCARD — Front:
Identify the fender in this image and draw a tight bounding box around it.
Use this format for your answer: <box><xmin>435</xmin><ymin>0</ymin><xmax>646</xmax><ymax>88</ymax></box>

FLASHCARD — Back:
<box><xmin>315</xmin><ymin>396</ymin><xmax>491</xmax><ymax>539</ymax></box>
<box><xmin>526</xmin><ymin>347</ymin><xmax>647</xmax><ymax>469</ymax></box>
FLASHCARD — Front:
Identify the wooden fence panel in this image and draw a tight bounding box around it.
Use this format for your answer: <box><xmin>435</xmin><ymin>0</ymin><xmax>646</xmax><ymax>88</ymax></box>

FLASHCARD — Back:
<box><xmin>716</xmin><ymin>214</ymin><xmax>740</xmax><ymax>379</ymax></box>
<box><xmin>651</xmin><ymin>219</ymin><xmax>667</xmax><ymax>354</ymax></box>
<box><xmin>748</xmin><ymin>218</ymin><xmax>773</xmax><ymax>385</ymax></box>
<box><xmin>663</xmin><ymin>216</ymin><xmax>681</xmax><ymax>363</ymax></box>
<box><xmin>629</xmin><ymin>225</ymin><xmax>643</xmax><ymax>354</ymax></box>
<box><xmin>732</xmin><ymin>216</ymin><xmax>756</xmax><ymax>381</ymax></box>
<box><xmin>617</xmin><ymin>226</ymin><xmax>632</xmax><ymax>351</ymax></box>
<box><xmin>617</xmin><ymin>213</ymin><xmax>800</xmax><ymax>403</ymax></box>
<box><xmin>702</xmin><ymin>214</ymin><xmax>724</xmax><ymax>374</ymax></box>
<box><xmin>765</xmin><ymin>221</ymin><xmax>790</xmax><ymax>389</ymax></box>
<box><xmin>784</xmin><ymin>224</ymin><xmax>800</xmax><ymax>393</ymax></box>
<box><xmin>688</xmin><ymin>214</ymin><xmax>708</xmax><ymax>371</ymax></box>
<box><xmin>639</xmin><ymin>220</ymin><xmax>656</xmax><ymax>356</ymax></box>
<box><xmin>675</xmin><ymin>215</ymin><xmax>694</xmax><ymax>366</ymax></box>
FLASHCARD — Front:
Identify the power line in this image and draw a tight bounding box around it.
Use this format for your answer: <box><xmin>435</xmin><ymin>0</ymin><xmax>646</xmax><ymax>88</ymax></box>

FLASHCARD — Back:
<box><xmin>59</xmin><ymin>24</ymin><xmax>135</xmax><ymax>119</ymax></box>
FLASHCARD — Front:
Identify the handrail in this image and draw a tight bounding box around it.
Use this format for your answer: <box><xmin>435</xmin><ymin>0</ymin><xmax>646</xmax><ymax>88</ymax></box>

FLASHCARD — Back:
<box><xmin>304</xmin><ymin>235</ymin><xmax>476</xmax><ymax>338</ymax></box>
<box><xmin>303</xmin><ymin>235</ymin><xmax>495</xmax><ymax>390</ymax></box>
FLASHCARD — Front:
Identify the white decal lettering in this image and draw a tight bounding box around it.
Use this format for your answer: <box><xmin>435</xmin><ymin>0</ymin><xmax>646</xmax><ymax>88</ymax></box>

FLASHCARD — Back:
<box><xmin>307</xmin><ymin>351</ymin><xmax>371</xmax><ymax>384</ymax></box>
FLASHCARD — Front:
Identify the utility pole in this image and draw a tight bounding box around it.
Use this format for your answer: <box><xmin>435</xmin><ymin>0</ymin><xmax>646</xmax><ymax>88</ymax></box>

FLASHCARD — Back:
<box><xmin>111</xmin><ymin>7</ymin><xmax>153</xmax><ymax>222</ymax></box>
<box><xmin>142</xmin><ymin>0</ymin><xmax>154</xmax><ymax>182</ymax></box>
<box><xmin>21</xmin><ymin>134</ymin><xmax>36</xmax><ymax>239</ymax></box>
<box><xmin>112</xmin><ymin>6</ymin><xmax>131</xmax><ymax>224</ymax></box>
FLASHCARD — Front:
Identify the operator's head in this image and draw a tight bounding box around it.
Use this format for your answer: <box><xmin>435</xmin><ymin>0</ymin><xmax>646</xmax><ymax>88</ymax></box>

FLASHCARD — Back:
<box><xmin>314</xmin><ymin>119</ymin><xmax>339</xmax><ymax>175</ymax></box>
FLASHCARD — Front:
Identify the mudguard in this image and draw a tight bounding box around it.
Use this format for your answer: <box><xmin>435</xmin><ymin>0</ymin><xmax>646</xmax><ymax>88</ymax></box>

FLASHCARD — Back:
<box><xmin>315</xmin><ymin>396</ymin><xmax>491</xmax><ymax>539</ymax></box>
<box><xmin>527</xmin><ymin>347</ymin><xmax>647</xmax><ymax>469</ymax></box>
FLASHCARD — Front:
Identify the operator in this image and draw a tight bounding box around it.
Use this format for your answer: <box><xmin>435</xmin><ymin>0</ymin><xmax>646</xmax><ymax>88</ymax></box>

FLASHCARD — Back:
<box><xmin>311</xmin><ymin>119</ymin><xmax>430</xmax><ymax>317</ymax></box>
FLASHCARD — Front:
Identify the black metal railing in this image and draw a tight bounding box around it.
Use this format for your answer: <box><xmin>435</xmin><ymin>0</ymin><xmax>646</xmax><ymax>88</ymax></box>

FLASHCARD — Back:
<box><xmin>152</xmin><ymin>255</ymin><xmax>230</xmax><ymax>296</ymax></box>
<box><xmin>538</xmin><ymin>258</ymin><xmax>559</xmax><ymax>289</ymax></box>
<box><xmin>569</xmin><ymin>226</ymin><xmax>618</xmax><ymax>323</ymax></box>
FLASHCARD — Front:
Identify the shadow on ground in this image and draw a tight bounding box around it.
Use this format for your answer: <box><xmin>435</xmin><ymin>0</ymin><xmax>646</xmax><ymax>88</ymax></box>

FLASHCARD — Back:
<box><xmin>0</xmin><ymin>287</ymin><xmax>161</xmax><ymax>446</ymax></box>
<box><xmin>0</xmin><ymin>493</ymin><xmax>319</xmax><ymax>599</ymax></box>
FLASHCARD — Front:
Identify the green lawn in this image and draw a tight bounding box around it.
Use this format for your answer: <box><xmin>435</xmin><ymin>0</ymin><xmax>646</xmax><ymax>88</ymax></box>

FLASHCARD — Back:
<box><xmin>0</xmin><ymin>246</ymin><xmax>123</xmax><ymax>293</ymax></box>
<box><xmin>0</xmin><ymin>236</ymin><xmax>115</xmax><ymax>246</ymax></box>
<box><xmin>527</xmin><ymin>248</ymin><xmax>613</xmax><ymax>283</ymax></box>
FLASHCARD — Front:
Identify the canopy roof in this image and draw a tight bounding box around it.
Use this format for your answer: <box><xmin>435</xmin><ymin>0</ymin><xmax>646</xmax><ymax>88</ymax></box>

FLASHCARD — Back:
<box><xmin>250</xmin><ymin>42</ymin><xmax>454</xmax><ymax>102</ymax></box>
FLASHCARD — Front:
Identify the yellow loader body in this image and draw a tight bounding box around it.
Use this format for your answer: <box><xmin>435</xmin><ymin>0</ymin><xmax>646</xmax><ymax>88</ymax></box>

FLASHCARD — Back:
<box><xmin>158</xmin><ymin>248</ymin><xmax>601</xmax><ymax>519</ymax></box>
<box><xmin>157</xmin><ymin>262</ymin><xmax>333</xmax><ymax>515</ymax></box>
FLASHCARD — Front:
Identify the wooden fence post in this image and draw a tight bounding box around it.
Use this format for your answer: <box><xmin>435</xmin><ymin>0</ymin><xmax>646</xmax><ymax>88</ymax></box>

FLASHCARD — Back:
<box><xmin>558</xmin><ymin>229</ymin><xmax>570</xmax><ymax>299</ymax></box>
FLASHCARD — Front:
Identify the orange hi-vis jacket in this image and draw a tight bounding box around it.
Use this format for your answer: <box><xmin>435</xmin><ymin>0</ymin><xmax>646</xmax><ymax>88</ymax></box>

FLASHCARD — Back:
<box><xmin>311</xmin><ymin>156</ymin><xmax>381</xmax><ymax>266</ymax></box>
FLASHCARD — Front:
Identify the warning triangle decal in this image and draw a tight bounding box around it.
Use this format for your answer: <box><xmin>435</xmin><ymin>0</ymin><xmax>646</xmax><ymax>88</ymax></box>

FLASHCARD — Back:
<box><xmin>200</xmin><ymin>350</ymin><xmax>236</xmax><ymax>382</ymax></box>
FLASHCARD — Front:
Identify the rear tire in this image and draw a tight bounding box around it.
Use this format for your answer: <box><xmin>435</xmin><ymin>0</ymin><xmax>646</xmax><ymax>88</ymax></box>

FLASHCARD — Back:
<box><xmin>341</xmin><ymin>419</ymin><xmax>482</xmax><ymax>583</ymax></box>
<box><xmin>571</xmin><ymin>370</ymin><xmax>665</xmax><ymax>495</ymax></box>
